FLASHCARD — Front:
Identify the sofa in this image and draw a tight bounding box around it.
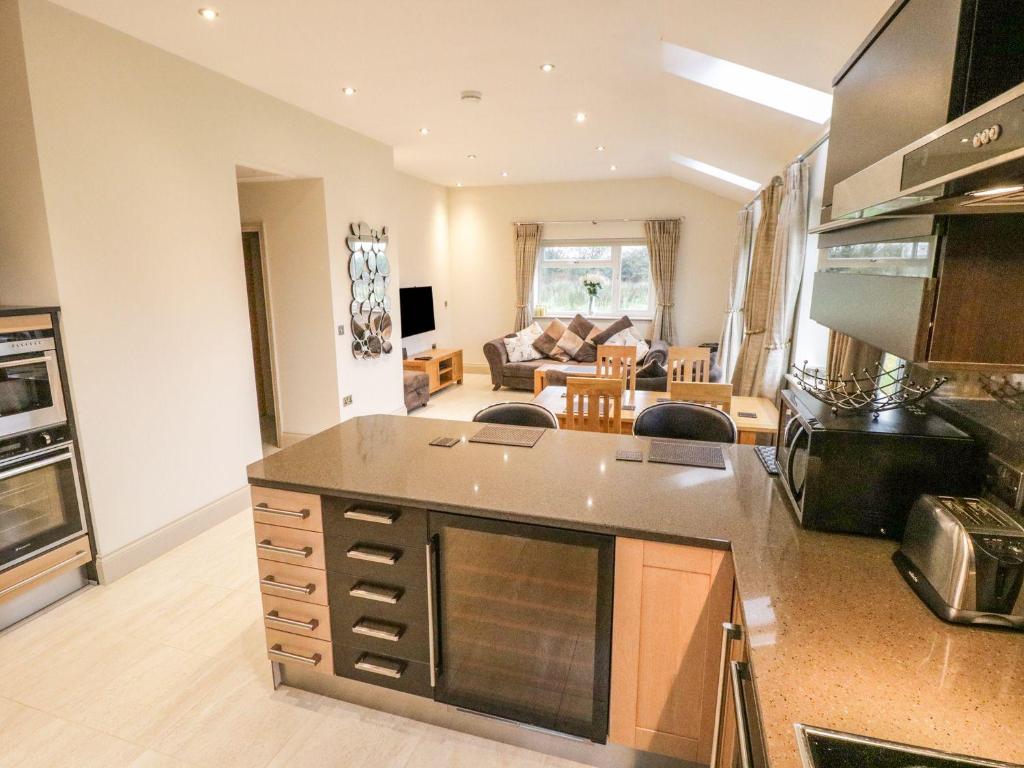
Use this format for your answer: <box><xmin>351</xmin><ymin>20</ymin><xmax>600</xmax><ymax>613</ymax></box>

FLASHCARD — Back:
<box><xmin>484</xmin><ymin>315</ymin><xmax>679</xmax><ymax>391</ymax></box>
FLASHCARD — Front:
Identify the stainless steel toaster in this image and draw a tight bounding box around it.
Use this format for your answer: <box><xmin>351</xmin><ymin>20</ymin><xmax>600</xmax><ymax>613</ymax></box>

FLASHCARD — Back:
<box><xmin>894</xmin><ymin>495</ymin><xmax>1024</xmax><ymax>630</ymax></box>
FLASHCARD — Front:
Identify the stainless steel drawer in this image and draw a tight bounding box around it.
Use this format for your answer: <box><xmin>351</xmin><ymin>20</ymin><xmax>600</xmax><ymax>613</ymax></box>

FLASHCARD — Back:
<box><xmin>333</xmin><ymin>643</ymin><xmax>432</xmax><ymax>698</ymax></box>
<box><xmin>323</xmin><ymin>497</ymin><xmax>427</xmax><ymax>546</ymax></box>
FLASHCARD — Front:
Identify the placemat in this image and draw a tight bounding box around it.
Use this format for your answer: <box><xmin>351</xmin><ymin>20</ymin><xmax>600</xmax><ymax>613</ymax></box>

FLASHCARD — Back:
<box><xmin>647</xmin><ymin>440</ymin><xmax>726</xmax><ymax>469</ymax></box>
<box><xmin>469</xmin><ymin>424</ymin><xmax>546</xmax><ymax>448</ymax></box>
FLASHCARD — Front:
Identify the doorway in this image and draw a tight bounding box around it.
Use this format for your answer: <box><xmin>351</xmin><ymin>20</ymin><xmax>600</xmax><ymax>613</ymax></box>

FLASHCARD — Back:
<box><xmin>241</xmin><ymin>227</ymin><xmax>281</xmax><ymax>450</ymax></box>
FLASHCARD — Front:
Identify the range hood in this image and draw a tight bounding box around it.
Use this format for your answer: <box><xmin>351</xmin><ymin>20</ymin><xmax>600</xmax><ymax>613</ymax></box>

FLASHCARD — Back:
<box><xmin>832</xmin><ymin>81</ymin><xmax>1024</xmax><ymax>221</ymax></box>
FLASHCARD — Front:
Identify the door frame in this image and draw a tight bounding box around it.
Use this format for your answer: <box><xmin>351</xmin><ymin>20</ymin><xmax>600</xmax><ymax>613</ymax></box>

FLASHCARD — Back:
<box><xmin>241</xmin><ymin>223</ymin><xmax>283</xmax><ymax>448</ymax></box>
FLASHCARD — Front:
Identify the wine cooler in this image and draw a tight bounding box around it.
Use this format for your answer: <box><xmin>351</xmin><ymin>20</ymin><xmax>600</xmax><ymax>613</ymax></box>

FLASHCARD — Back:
<box><xmin>428</xmin><ymin>512</ymin><xmax>614</xmax><ymax>742</ymax></box>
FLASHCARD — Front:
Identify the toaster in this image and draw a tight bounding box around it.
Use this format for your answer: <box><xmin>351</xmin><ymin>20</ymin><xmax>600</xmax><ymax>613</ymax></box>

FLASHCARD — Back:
<box><xmin>894</xmin><ymin>495</ymin><xmax>1024</xmax><ymax>630</ymax></box>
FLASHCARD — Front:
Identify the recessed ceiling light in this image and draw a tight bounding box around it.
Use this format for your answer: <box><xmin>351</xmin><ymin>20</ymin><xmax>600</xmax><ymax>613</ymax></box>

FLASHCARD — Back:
<box><xmin>540</xmin><ymin>63</ymin><xmax>555</xmax><ymax>73</ymax></box>
<box><xmin>419</xmin><ymin>127</ymin><xmax>430</xmax><ymax>136</ymax></box>
<box><xmin>342</xmin><ymin>86</ymin><xmax>356</xmax><ymax>96</ymax></box>
<box><xmin>456</xmin><ymin>182</ymin><xmax>463</xmax><ymax>187</ymax></box>
<box><xmin>575</xmin><ymin>112</ymin><xmax>587</xmax><ymax>123</ymax></box>
<box><xmin>610</xmin><ymin>165</ymin><xmax>617</xmax><ymax>172</ymax></box>
<box><xmin>466</xmin><ymin>154</ymin><xmax>477</xmax><ymax>160</ymax></box>
<box><xmin>501</xmin><ymin>171</ymin><xmax>509</xmax><ymax>177</ymax></box>
<box><xmin>595</xmin><ymin>145</ymin><xmax>606</xmax><ymax>152</ymax></box>
<box><xmin>197</xmin><ymin>7</ymin><xmax>219</xmax><ymax>20</ymax></box>
<box><xmin>671</xmin><ymin>153</ymin><xmax>760</xmax><ymax>191</ymax></box>
<box><xmin>662</xmin><ymin>43</ymin><xmax>832</xmax><ymax>124</ymax></box>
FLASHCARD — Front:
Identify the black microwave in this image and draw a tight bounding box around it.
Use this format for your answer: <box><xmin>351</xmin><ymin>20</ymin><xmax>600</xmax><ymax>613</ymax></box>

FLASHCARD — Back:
<box><xmin>776</xmin><ymin>389</ymin><xmax>981</xmax><ymax>539</ymax></box>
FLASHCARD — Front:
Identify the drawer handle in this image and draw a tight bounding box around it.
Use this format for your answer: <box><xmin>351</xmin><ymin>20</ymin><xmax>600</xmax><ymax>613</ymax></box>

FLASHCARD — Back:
<box><xmin>344</xmin><ymin>508</ymin><xmax>398</xmax><ymax>525</ymax></box>
<box><xmin>0</xmin><ymin>550</ymin><xmax>88</xmax><ymax>600</ymax></box>
<box><xmin>255</xmin><ymin>503</ymin><xmax>310</xmax><ymax>520</ymax></box>
<box><xmin>266</xmin><ymin>610</ymin><xmax>319</xmax><ymax>632</ymax></box>
<box><xmin>355</xmin><ymin>653</ymin><xmax>404</xmax><ymax>679</ymax></box>
<box><xmin>352</xmin><ymin>618</ymin><xmax>403</xmax><ymax>642</ymax></box>
<box><xmin>260</xmin><ymin>575</ymin><xmax>315</xmax><ymax>596</ymax></box>
<box><xmin>269</xmin><ymin>644</ymin><xmax>321</xmax><ymax>666</ymax></box>
<box><xmin>258</xmin><ymin>540</ymin><xmax>313</xmax><ymax>559</ymax></box>
<box><xmin>349</xmin><ymin>582</ymin><xmax>401</xmax><ymax>604</ymax></box>
<box><xmin>346</xmin><ymin>545</ymin><xmax>399</xmax><ymax>565</ymax></box>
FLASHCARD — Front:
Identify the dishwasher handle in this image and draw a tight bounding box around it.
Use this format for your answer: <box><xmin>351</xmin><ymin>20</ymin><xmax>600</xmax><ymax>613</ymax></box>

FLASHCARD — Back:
<box><xmin>730</xmin><ymin>661</ymin><xmax>758</xmax><ymax>768</ymax></box>
<box><xmin>709</xmin><ymin>622</ymin><xmax>743</xmax><ymax>768</ymax></box>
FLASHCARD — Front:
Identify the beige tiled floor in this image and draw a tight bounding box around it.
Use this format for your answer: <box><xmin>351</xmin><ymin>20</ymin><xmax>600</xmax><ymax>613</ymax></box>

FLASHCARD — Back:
<box><xmin>408</xmin><ymin>372</ymin><xmax>533</xmax><ymax>422</ymax></box>
<box><xmin>0</xmin><ymin>509</ymin><xmax>587</xmax><ymax>768</ymax></box>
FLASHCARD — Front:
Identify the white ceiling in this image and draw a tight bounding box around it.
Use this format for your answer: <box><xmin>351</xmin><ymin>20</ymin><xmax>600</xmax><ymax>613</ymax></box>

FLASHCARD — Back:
<box><xmin>48</xmin><ymin>0</ymin><xmax>892</xmax><ymax>201</ymax></box>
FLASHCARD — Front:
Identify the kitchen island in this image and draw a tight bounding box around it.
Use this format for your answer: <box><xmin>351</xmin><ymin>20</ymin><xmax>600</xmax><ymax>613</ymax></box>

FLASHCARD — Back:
<box><xmin>247</xmin><ymin>415</ymin><xmax>1024</xmax><ymax>768</ymax></box>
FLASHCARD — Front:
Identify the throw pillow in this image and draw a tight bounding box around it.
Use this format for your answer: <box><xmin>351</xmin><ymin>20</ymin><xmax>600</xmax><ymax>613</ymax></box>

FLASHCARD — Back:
<box><xmin>502</xmin><ymin>322</ymin><xmax>545</xmax><ymax>362</ymax></box>
<box><xmin>566</xmin><ymin>314</ymin><xmax>598</xmax><ymax>362</ymax></box>
<box><xmin>533</xmin><ymin>319</ymin><xmax>572</xmax><ymax>362</ymax></box>
<box><xmin>637</xmin><ymin>358</ymin><xmax>666</xmax><ymax>379</ymax></box>
<box><xmin>628</xmin><ymin>328</ymin><xmax>650</xmax><ymax>360</ymax></box>
<box><xmin>556</xmin><ymin>328</ymin><xmax>588</xmax><ymax>359</ymax></box>
<box><xmin>591</xmin><ymin>315</ymin><xmax>633</xmax><ymax>345</ymax></box>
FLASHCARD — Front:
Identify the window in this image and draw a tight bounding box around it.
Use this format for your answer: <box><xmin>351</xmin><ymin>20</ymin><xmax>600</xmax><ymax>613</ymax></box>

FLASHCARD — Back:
<box><xmin>533</xmin><ymin>240</ymin><xmax>653</xmax><ymax>318</ymax></box>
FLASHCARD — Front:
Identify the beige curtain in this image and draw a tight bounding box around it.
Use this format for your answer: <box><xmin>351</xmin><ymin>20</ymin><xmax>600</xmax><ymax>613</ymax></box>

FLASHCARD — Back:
<box><xmin>513</xmin><ymin>223</ymin><xmax>542</xmax><ymax>331</ymax></box>
<box><xmin>733</xmin><ymin>160</ymin><xmax>809</xmax><ymax>400</ymax></box>
<box><xmin>826</xmin><ymin>330</ymin><xmax>884</xmax><ymax>382</ymax></box>
<box><xmin>644</xmin><ymin>219</ymin><xmax>681</xmax><ymax>344</ymax></box>
<box><xmin>718</xmin><ymin>202</ymin><xmax>757</xmax><ymax>383</ymax></box>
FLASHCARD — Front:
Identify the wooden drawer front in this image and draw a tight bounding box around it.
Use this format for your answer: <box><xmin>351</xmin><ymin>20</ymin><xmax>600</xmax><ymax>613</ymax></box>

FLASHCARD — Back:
<box><xmin>258</xmin><ymin>560</ymin><xmax>328</xmax><ymax>606</ymax></box>
<box><xmin>261</xmin><ymin>594</ymin><xmax>331</xmax><ymax>641</ymax></box>
<box><xmin>0</xmin><ymin>536</ymin><xmax>92</xmax><ymax>606</ymax></box>
<box><xmin>333</xmin><ymin>643</ymin><xmax>432</xmax><ymax>699</ymax></box>
<box><xmin>251</xmin><ymin>486</ymin><xmax>322</xmax><ymax>532</ymax></box>
<box><xmin>255</xmin><ymin>523</ymin><xmax>325</xmax><ymax>569</ymax></box>
<box><xmin>323</xmin><ymin>497</ymin><xmax>426</xmax><ymax>546</ymax></box>
<box><xmin>328</xmin><ymin>575</ymin><xmax>429</xmax><ymax>662</ymax></box>
<box><xmin>265</xmin><ymin>627</ymin><xmax>333</xmax><ymax>676</ymax></box>
<box><xmin>325</xmin><ymin>531</ymin><xmax>423</xmax><ymax>585</ymax></box>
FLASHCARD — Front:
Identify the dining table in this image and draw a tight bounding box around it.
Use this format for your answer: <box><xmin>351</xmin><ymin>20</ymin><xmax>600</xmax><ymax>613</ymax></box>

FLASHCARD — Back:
<box><xmin>530</xmin><ymin>384</ymin><xmax>779</xmax><ymax>444</ymax></box>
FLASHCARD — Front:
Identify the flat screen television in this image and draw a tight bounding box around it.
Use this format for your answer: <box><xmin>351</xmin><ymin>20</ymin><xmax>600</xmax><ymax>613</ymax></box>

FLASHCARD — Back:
<box><xmin>399</xmin><ymin>286</ymin><xmax>436</xmax><ymax>338</ymax></box>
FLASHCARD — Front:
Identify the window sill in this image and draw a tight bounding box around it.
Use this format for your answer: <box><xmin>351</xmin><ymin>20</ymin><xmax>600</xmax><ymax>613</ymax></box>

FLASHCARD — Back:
<box><xmin>534</xmin><ymin>313</ymin><xmax>654</xmax><ymax>322</ymax></box>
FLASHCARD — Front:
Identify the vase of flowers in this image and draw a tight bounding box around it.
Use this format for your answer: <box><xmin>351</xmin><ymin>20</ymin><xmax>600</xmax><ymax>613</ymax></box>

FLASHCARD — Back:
<box><xmin>582</xmin><ymin>272</ymin><xmax>607</xmax><ymax>315</ymax></box>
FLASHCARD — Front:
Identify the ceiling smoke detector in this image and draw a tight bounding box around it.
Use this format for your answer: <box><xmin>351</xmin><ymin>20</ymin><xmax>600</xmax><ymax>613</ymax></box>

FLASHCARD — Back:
<box><xmin>460</xmin><ymin>90</ymin><xmax>483</xmax><ymax>105</ymax></box>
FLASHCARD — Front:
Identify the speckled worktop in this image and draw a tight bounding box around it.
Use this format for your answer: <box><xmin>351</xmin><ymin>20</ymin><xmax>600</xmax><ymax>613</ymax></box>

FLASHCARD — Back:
<box><xmin>248</xmin><ymin>415</ymin><xmax>1024</xmax><ymax>768</ymax></box>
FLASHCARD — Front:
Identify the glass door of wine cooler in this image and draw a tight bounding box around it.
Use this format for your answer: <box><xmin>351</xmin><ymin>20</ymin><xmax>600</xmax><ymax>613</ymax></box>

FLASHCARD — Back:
<box><xmin>428</xmin><ymin>512</ymin><xmax>613</xmax><ymax>742</ymax></box>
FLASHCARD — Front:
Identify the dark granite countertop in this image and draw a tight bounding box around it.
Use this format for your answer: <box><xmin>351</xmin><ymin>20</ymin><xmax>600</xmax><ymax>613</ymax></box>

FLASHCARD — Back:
<box><xmin>248</xmin><ymin>415</ymin><xmax>1024</xmax><ymax>768</ymax></box>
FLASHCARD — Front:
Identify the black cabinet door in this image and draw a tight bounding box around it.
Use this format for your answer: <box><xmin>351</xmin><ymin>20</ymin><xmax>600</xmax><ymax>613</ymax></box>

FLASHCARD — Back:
<box><xmin>428</xmin><ymin>512</ymin><xmax>614</xmax><ymax>743</ymax></box>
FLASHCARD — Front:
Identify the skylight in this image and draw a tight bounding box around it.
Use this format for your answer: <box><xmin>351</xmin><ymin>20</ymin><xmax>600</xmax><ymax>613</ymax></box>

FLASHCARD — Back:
<box><xmin>662</xmin><ymin>43</ymin><xmax>832</xmax><ymax>124</ymax></box>
<box><xmin>671</xmin><ymin>154</ymin><xmax>760</xmax><ymax>191</ymax></box>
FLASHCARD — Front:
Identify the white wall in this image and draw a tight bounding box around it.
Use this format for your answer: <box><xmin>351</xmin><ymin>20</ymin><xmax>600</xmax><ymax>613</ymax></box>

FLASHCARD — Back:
<box><xmin>447</xmin><ymin>178</ymin><xmax>741</xmax><ymax>367</ymax></box>
<box><xmin>0</xmin><ymin>0</ymin><xmax>58</xmax><ymax>305</ymax></box>
<box><xmin>11</xmin><ymin>0</ymin><xmax>440</xmax><ymax>562</ymax></box>
<box><xmin>237</xmin><ymin>180</ymin><xmax>340</xmax><ymax>436</ymax></box>
<box><xmin>393</xmin><ymin>174</ymin><xmax>451</xmax><ymax>354</ymax></box>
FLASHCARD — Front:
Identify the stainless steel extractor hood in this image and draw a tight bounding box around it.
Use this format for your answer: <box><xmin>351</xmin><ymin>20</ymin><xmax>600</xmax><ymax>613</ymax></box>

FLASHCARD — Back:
<box><xmin>832</xmin><ymin>81</ymin><xmax>1024</xmax><ymax>221</ymax></box>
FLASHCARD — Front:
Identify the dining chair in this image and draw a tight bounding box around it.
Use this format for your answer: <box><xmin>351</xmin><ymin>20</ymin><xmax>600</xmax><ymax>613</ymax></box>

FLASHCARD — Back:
<box><xmin>666</xmin><ymin>346</ymin><xmax>712</xmax><ymax>388</ymax></box>
<box><xmin>669</xmin><ymin>381</ymin><xmax>733</xmax><ymax>412</ymax></box>
<box><xmin>565</xmin><ymin>376</ymin><xmax>624</xmax><ymax>433</ymax></box>
<box><xmin>633</xmin><ymin>402</ymin><xmax>737</xmax><ymax>443</ymax></box>
<box><xmin>596</xmin><ymin>344</ymin><xmax>637</xmax><ymax>395</ymax></box>
<box><xmin>473</xmin><ymin>402</ymin><xmax>558</xmax><ymax>429</ymax></box>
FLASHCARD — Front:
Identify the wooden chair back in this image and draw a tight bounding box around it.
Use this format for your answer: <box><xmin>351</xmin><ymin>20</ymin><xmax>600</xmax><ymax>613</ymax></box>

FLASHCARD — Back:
<box><xmin>666</xmin><ymin>346</ymin><xmax>712</xmax><ymax>387</ymax></box>
<box><xmin>669</xmin><ymin>381</ymin><xmax>733</xmax><ymax>413</ymax></box>
<box><xmin>565</xmin><ymin>377</ymin><xmax>624</xmax><ymax>433</ymax></box>
<box><xmin>596</xmin><ymin>344</ymin><xmax>638</xmax><ymax>395</ymax></box>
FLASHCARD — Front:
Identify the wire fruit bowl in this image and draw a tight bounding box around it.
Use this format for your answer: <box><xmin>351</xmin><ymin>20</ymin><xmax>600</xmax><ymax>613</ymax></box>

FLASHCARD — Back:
<box><xmin>791</xmin><ymin>361</ymin><xmax>947</xmax><ymax>419</ymax></box>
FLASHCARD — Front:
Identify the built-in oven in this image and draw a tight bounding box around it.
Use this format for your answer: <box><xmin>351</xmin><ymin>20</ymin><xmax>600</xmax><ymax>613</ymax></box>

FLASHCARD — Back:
<box><xmin>0</xmin><ymin>321</ymin><xmax>67</xmax><ymax>438</ymax></box>
<box><xmin>0</xmin><ymin>424</ymin><xmax>85</xmax><ymax>572</ymax></box>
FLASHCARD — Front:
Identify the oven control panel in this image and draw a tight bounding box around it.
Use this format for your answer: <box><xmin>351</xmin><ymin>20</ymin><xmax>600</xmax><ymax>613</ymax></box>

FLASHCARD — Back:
<box><xmin>0</xmin><ymin>424</ymin><xmax>71</xmax><ymax>462</ymax></box>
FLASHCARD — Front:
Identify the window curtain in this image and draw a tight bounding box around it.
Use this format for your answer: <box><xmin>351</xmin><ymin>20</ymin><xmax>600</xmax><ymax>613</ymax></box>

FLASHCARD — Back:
<box><xmin>826</xmin><ymin>330</ymin><xmax>884</xmax><ymax>382</ymax></box>
<box><xmin>732</xmin><ymin>160</ymin><xmax>809</xmax><ymax>400</ymax></box>
<box><xmin>513</xmin><ymin>223</ymin><xmax>543</xmax><ymax>331</ymax></box>
<box><xmin>718</xmin><ymin>202</ymin><xmax>757</xmax><ymax>382</ymax></box>
<box><xmin>644</xmin><ymin>218</ymin><xmax>681</xmax><ymax>344</ymax></box>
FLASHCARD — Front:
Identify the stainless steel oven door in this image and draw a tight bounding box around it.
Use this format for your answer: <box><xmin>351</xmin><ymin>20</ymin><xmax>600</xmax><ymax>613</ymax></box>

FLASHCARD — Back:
<box><xmin>0</xmin><ymin>349</ymin><xmax>67</xmax><ymax>437</ymax></box>
<box><xmin>0</xmin><ymin>443</ymin><xmax>85</xmax><ymax>571</ymax></box>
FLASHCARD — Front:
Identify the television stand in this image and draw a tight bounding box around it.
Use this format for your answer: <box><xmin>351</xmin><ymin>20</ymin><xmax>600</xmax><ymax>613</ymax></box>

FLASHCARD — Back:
<box><xmin>403</xmin><ymin>348</ymin><xmax>463</xmax><ymax>394</ymax></box>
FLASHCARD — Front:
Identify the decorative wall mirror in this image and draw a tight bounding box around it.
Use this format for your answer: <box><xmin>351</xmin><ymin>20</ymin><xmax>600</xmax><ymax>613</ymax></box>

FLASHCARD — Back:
<box><xmin>347</xmin><ymin>221</ymin><xmax>392</xmax><ymax>358</ymax></box>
